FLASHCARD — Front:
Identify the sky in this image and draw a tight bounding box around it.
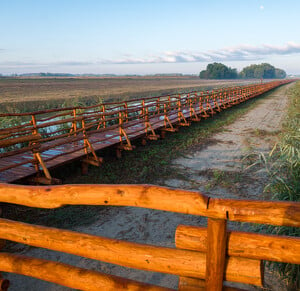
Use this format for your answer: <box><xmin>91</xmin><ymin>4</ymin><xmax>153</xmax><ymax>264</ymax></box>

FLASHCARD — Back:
<box><xmin>1</xmin><ymin>0</ymin><xmax>300</xmax><ymax>75</ymax></box>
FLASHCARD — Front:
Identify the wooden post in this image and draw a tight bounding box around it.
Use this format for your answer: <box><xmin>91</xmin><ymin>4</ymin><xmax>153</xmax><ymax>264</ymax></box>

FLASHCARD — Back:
<box><xmin>72</xmin><ymin>109</ymin><xmax>77</xmax><ymax>135</ymax></box>
<box><xmin>31</xmin><ymin>115</ymin><xmax>40</xmax><ymax>173</ymax></box>
<box><xmin>118</xmin><ymin>111</ymin><xmax>123</xmax><ymax>143</ymax></box>
<box><xmin>82</xmin><ymin>118</ymin><xmax>88</xmax><ymax>155</ymax></box>
<box><xmin>205</xmin><ymin>218</ymin><xmax>227</xmax><ymax>291</ymax></box>
<box><xmin>31</xmin><ymin>115</ymin><xmax>37</xmax><ymax>135</ymax></box>
<box><xmin>124</xmin><ymin>102</ymin><xmax>128</xmax><ymax>122</ymax></box>
<box><xmin>102</xmin><ymin>105</ymin><xmax>106</xmax><ymax>128</ymax></box>
<box><xmin>156</xmin><ymin>98</ymin><xmax>160</xmax><ymax>114</ymax></box>
<box><xmin>30</xmin><ymin>114</ymin><xmax>53</xmax><ymax>183</ymax></box>
<box><xmin>34</xmin><ymin>153</ymin><xmax>52</xmax><ymax>180</ymax></box>
<box><xmin>0</xmin><ymin>274</ymin><xmax>9</xmax><ymax>291</ymax></box>
<box><xmin>81</xmin><ymin>161</ymin><xmax>89</xmax><ymax>175</ymax></box>
<box><xmin>141</xmin><ymin>100</ymin><xmax>145</xmax><ymax>119</ymax></box>
<box><xmin>163</xmin><ymin>104</ymin><xmax>167</xmax><ymax>128</ymax></box>
<box><xmin>81</xmin><ymin>117</ymin><xmax>102</xmax><ymax>168</ymax></box>
<box><xmin>177</xmin><ymin>99</ymin><xmax>181</xmax><ymax>122</ymax></box>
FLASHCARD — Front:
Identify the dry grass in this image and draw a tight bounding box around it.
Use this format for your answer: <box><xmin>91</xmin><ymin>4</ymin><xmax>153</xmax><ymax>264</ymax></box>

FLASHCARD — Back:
<box><xmin>0</xmin><ymin>77</ymin><xmax>253</xmax><ymax>108</ymax></box>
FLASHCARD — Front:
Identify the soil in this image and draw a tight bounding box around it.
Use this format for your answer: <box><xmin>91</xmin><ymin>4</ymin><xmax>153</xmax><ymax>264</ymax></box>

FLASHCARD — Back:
<box><xmin>3</xmin><ymin>83</ymin><xmax>293</xmax><ymax>290</ymax></box>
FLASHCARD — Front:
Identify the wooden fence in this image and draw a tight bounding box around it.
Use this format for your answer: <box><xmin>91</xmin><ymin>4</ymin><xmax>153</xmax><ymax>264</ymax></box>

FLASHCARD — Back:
<box><xmin>0</xmin><ymin>183</ymin><xmax>299</xmax><ymax>290</ymax></box>
<box><xmin>0</xmin><ymin>80</ymin><xmax>292</xmax><ymax>184</ymax></box>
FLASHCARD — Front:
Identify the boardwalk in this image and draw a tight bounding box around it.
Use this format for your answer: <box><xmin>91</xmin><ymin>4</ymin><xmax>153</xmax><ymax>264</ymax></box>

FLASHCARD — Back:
<box><xmin>0</xmin><ymin>80</ymin><xmax>292</xmax><ymax>184</ymax></box>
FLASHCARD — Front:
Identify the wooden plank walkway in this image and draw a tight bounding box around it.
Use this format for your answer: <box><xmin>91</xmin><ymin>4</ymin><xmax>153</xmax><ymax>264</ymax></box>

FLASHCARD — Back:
<box><xmin>0</xmin><ymin>80</ymin><xmax>292</xmax><ymax>183</ymax></box>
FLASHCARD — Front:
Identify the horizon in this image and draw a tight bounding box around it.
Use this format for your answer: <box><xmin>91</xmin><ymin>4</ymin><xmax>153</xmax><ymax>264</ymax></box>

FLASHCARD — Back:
<box><xmin>1</xmin><ymin>1</ymin><xmax>300</xmax><ymax>75</ymax></box>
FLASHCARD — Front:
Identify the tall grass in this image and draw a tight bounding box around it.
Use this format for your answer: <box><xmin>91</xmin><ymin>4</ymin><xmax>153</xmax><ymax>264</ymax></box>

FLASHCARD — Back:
<box><xmin>253</xmin><ymin>82</ymin><xmax>299</xmax><ymax>289</ymax></box>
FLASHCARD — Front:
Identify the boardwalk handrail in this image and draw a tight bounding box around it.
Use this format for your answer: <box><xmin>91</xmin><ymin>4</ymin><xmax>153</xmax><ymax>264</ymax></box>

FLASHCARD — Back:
<box><xmin>0</xmin><ymin>183</ymin><xmax>299</xmax><ymax>290</ymax></box>
<box><xmin>0</xmin><ymin>80</ymin><xmax>292</xmax><ymax>184</ymax></box>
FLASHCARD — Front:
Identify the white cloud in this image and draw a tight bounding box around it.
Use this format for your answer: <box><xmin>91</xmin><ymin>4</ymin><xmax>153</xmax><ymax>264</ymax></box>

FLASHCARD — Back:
<box><xmin>99</xmin><ymin>42</ymin><xmax>300</xmax><ymax>65</ymax></box>
<box><xmin>260</xmin><ymin>5</ymin><xmax>264</xmax><ymax>10</ymax></box>
<box><xmin>1</xmin><ymin>42</ymin><xmax>300</xmax><ymax>71</ymax></box>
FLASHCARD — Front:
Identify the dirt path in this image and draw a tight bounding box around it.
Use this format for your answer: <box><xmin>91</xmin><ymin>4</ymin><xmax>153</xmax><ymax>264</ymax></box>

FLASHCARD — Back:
<box><xmin>165</xmin><ymin>83</ymin><xmax>291</xmax><ymax>201</ymax></box>
<box><xmin>4</xmin><ymin>84</ymin><xmax>293</xmax><ymax>290</ymax></box>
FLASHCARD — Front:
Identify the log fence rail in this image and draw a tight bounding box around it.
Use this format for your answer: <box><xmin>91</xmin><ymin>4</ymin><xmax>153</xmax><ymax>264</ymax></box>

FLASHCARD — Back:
<box><xmin>0</xmin><ymin>183</ymin><xmax>299</xmax><ymax>290</ymax></box>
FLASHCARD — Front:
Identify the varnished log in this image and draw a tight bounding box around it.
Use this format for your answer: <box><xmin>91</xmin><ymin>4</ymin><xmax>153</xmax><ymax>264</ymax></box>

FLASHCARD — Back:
<box><xmin>82</xmin><ymin>157</ymin><xmax>103</xmax><ymax>167</ymax></box>
<box><xmin>0</xmin><ymin>184</ymin><xmax>299</xmax><ymax>227</ymax></box>
<box><xmin>0</xmin><ymin>184</ymin><xmax>209</xmax><ymax>214</ymax></box>
<box><xmin>0</xmin><ymin>134</ymin><xmax>41</xmax><ymax>148</ymax></box>
<box><xmin>175</xmin><ymin>225</ymin><xmax>300</xmax><ymax>264</ymax></box>
<box><xmin>0</xmin><ymin>218</ymin><xmax>263</xmax><ymax>286</ymax></box>
<box><xmin>34</xmin><ymin>152</ymin><xmax>51</xmax><ymax>180</ymax></box>
<box><xmin>206</xmin><ymin>198</ymin><xmax>300</xmax><ymax>227</ymax></box>
<box><xmin>0</xmin><ymin>253</ymin><xmax>172</xmax><ymax>291</ymax></box>
<box><xmin>205</xmin><ymin>218</ymin><xmax>227</xmax><ymax>291</ymax></box>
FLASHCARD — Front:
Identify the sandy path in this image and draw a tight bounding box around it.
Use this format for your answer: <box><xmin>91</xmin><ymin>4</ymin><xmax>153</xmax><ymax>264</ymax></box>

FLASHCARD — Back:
<box><xmin>166</xmin><ymin>83</ymin><xmax>292</xmax><ymax>201</ymax></box>
<box><xmin>4</xmin><ymin>83</ymin><xmax>293</xmax><ymax>290</ymax></box>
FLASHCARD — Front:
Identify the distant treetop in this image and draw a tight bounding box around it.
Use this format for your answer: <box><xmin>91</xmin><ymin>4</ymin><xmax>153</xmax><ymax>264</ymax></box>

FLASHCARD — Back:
<box><xmin>199</xmin><ymin>63</ymin><xmax>238</xmax><ymax>79</ymax></box>
<box><xmin>239</xmin><ymin>63</ymin><xmax>286</xmax><ymax>79</ymax></box>
<box><xmin>199</xmin><ymin>62</ymin><xmax>286</xmax><ymax>79</ymax></box>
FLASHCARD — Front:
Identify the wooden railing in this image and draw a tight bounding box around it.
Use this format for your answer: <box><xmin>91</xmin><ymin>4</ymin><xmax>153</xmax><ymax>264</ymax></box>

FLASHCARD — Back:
<box><xmin>0</xmin><ymin>183</ymin><xmax>299</xmax><ymax>290</ymax></box>
<box><xmin>0</xmin><ymin>80</ymin><xmax>292</xmax><ymax>184</ymax></box>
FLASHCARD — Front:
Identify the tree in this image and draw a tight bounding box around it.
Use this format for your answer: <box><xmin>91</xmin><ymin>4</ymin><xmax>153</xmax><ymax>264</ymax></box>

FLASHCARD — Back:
<box><xmin>275</xmin><ymin>68</ymin><xmax>286</xmax><ymax>79</ymax></box>
<box><xmin>239</xmin><ymin>63</ymin><xmax>286</xmax><ymax>79</ymax></box>
<box><xmin>199</xmin><ymin>63</ymin><xmax>237</xmax><ymax>79</ymax></box>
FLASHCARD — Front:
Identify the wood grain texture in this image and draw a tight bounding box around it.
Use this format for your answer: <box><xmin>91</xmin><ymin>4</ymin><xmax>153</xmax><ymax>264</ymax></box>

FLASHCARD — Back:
<box><xmin>0</xmin><ymin>253</ymin><xmax>172</xmax><ymax>291</ymax></box>
<box><xmin>0</xmin><ymin>218</ymin><xmax>262</xmax><ymax>285</ymax></box>
<box><xmin>0</xmin><ymin>134</ymin><xmax>41</xmax><ymax>148</ymax></box>
<box><xmin>207</xmin><ymin>198</ymin><xmax>300</xmax><ymax>227</ymax></box>
<box><xmin>205</xmin><ymin>218</ymin><xmax>227</xmax><ymax>291</ymax></box>
<box><xmin>176</xmin><ymin>225</ymin><xmax>300</xmax><ymax>264</ymax></box>
<box><xmin>0</xmin><ymin>183</ymin><xmax>209</xmax><ymax>214</ymax></box>
<box><xmin>0</xmin><ymin>183</ymin><xmax>299</xmax><ymax>227</ymax></box>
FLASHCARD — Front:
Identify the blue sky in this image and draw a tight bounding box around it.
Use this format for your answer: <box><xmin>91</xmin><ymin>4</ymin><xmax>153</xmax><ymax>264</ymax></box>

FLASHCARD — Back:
<box><xmin>1</xmin><ymin>0</ymin><xmax>300</xmax><ymax>75</ymax></box>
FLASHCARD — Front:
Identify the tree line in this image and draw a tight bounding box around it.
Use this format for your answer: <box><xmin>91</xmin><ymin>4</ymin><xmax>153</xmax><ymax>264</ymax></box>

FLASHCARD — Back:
<box><xmin>199</xmin><ymin>63</ymin><xmax>286</xmax><ymax>79</ymax></box>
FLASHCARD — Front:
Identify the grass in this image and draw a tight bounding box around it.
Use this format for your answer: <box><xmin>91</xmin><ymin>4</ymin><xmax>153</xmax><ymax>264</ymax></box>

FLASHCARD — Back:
<box><xmin>252</xmin><ymin>128</ymin><xmax>281</xmax><ymax>137</ymax></box>
<box><xmin>250</xmin><ymin>81</ymin><xmax>299</xmax><ymax>289</ymax></box>
<box><xmin>201</xmin><ymin>169</ymin><xmax>243</xmax><ymax>190</ymax></box>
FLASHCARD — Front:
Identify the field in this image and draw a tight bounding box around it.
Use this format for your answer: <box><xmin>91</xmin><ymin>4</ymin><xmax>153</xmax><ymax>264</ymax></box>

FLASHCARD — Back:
<box><xmin>0</xmin><ymin>76</ymin><xmax>254</xmax><ymax>112</ymax></box>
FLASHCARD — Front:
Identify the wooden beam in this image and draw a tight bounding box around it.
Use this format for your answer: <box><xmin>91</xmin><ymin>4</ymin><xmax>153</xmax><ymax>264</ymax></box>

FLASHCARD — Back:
<box><xmin>0</xmin><ymin>218</ymin><xmax>263</xmax><ymax>286</ymax></box>
<box><xmin>0</xmin><ymin>253</ymin><xmax>172</xmax><ymax>291</ymax></box>
<box><xmin>0</xmin><ymin>134</ymin><xmax>41</xmax><ymax>148</ymax></box>
<box><xmin>33</xmin><ymin>152</ymin><xmax>52</xmax><ymax>180</ymax></box>
<box><xmin>0</xmin><ymin>184</ymin><xmax>299</xmax><ymax>227</ymax></box>
<box><xmin>205</xmin><ymin>218</ymin><xmax>227</xmax><ymax>291</ymax></box>
<box><xmin>175</xmin><ymin>225</ymin><xmax>300</xmax><ymax>264</ymax></box>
